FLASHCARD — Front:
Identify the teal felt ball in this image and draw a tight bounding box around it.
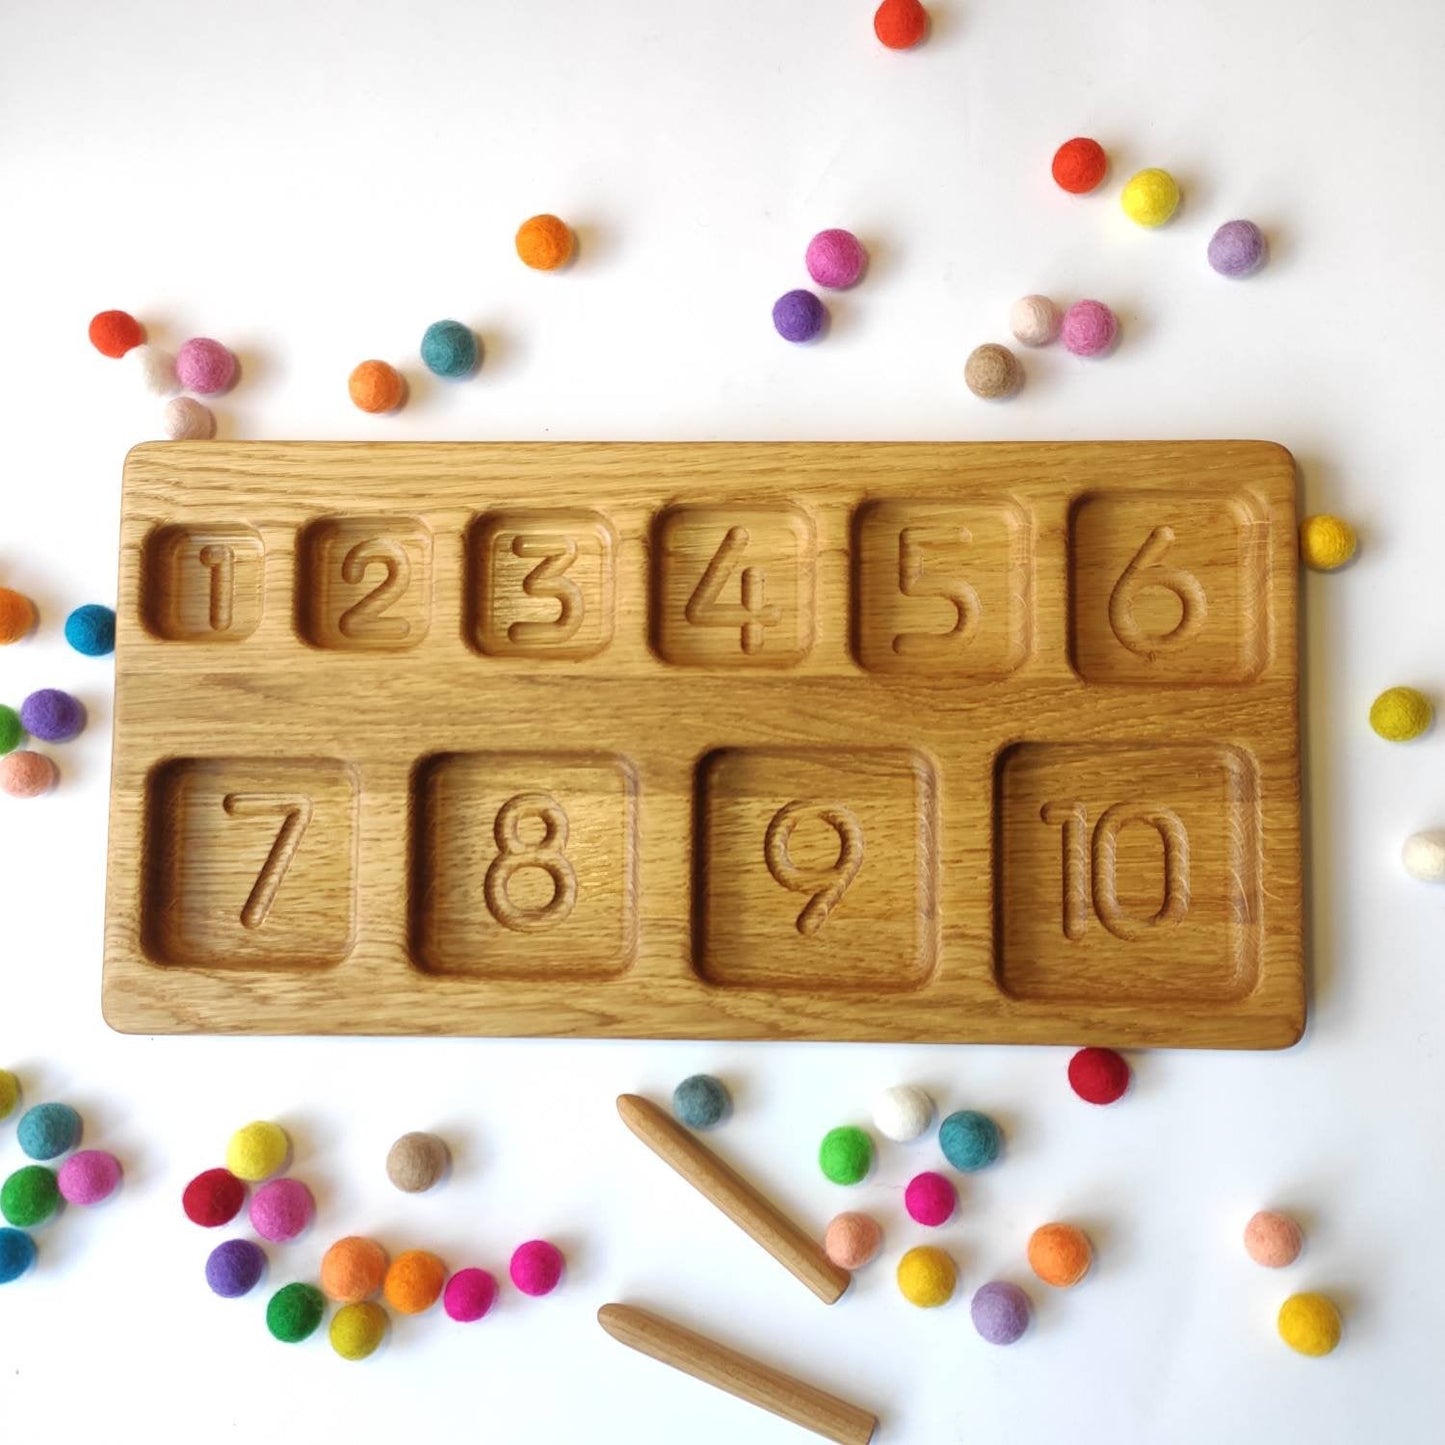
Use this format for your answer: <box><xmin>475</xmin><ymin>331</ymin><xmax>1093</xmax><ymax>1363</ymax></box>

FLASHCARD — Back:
<box><xmin>17</xmin><ymin>1103</ymin><xmax>81</xmax><ymax>1161</ymax></box>
<box><xmin>939</xmin><ymin>1110</ymin><xmax>1001</xmax><ymax>1171</ymax></box>
<box><xmin>420</xmin><ymin>319</ymin><xmax>479</xmax><ymax>379</ymax></box>
<box><xmin>672</xmin><ymin>1075</ymin><xmax>730</xmax><ymax>1130</ymax></box>
<box><xmin>64</xmin><ymin>604</ymin><xmax>116</xmax><ymax>657</ymax></box>
<box><xmin>0</xmin><ymin>1227</ymin><xmax>37</xmax><ymax>1283</ymax></box>
<box><xmin>819</xmin><ymin>1126</ymin><xmax>873</xmax><ymax>1185</ymax></box>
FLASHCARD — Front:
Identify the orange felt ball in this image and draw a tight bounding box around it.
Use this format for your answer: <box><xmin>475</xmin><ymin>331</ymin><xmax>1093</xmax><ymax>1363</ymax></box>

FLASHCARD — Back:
<box><xmin>384</xmin><ymin>1249</ymin><xmax>446</xmax><ymax>1314</ymax></box>
<box><xmin>348</xmin><ymin>360</ymin><xmax>405</xmax><ymax>415</ymax></box>
<box><xmin>515</xmin><ymin>214</ymin><xmax>575</xmax><ymax>271</ymax></box>
<box><xmin>874</xmin><ymin>0</ymin><xmax>928</xmax><ymax>49</ymax></box>
<box><xmin>89</xmin><ymin>309</ymin><xmax>145</xmax><ymax>358</ymax></box>
<box><xmin>321</xmin><ymin>1236</ymin><xmax>389</xmax><ymax>1302</ymax></box>
<box><xmin>0</xmin><ymin>587</ymin><xmax>37</xmax><ymax>644</ymax></box>
<box><xmin>1028</xmin><ymin>1222</ymin><xmax>1093</xmax><ymax>1287</ymax></box>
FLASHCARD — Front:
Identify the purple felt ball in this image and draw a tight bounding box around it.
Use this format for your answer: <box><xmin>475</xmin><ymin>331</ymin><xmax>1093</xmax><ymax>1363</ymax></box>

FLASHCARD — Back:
<box><xmin>249</xmin><ymin>1177</ymin><xmax>314</xmax><ymax>1242</ymax></box>
<box><xmin>443</xmin><ymin>1267</ymin><xmax>498</xmax><ymax>1322</ymax></box>
<box><xmin>57</xmin><ymin>1150</ymin><xmax>121</xmax><ymax>1206</ymax></box>
<box><xmin>19</xmin><ymin>688</ymin><xmax>84</xmax><ymax>743</ymax></box>
<box><xmin>971</xmin><ymin>1280</ymin><xmax>1031</xmax><ymax>1344</ymax></box>
<box><xmin>206</xmin><ymin>1238</ymin><xmax>266</xmax><ymax>1298</ymax></box>
<box><xmin>805</xmin><ymin>229</ymin><xmax>867</xmax><ymax>289</ymax></box>
<box><xmin>175</xmin><ymin>337</ymin><xmax>237</xmax><ymax>395</ymax></box>
<box><xmin>772</xmin><ymin>289</ymin><xmax>827</xmax><ymax>344</ymax></box>
<box><xmin>1208</xmin><ymin>219</ymin><xmax>1267</xmax><ymax>277</ymax></box>
<box><xmin>1060</xmin><ymin>300</ymin><xmax>1118</xmax><ymax>357</ymax></box>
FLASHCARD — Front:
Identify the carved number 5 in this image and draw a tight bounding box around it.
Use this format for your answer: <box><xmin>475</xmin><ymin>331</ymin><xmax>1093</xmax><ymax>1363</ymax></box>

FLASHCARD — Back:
<box><xmin>1108</xmin><ymin>526</ymin><xmax>1207</xmax><ymax>658</ymax></box>
<box><xmin>764</xmin><ymin>802</ymin><xmax>865</xmax><ymax>935</ymax></box>
<box><xmin>509</xmin><ymin>534</ymin><xmax>583</xmax><ymax>646</ymax></box>
<box><xmin>339</xmin><ymin>538</ymin><xmax>411</xmax><ymax>640</ymax></box>
<box><xmin>685</xmin><ymin>526</ymin><xmax>781</xmax><ymax>655</ymax></box>
<box><xmin>223</xmin><ymin>793</ymin><xmax>313</xmax><ymax>929</ymax></box>
<box><xmin>893</xmin><ymin>526</ymin><xmax>982</xmax><ymax>656</ymax></box>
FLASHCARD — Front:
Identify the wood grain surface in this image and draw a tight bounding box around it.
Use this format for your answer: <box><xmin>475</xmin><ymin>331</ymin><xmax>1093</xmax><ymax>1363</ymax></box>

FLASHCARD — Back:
<box><xmin>103</xmin><ymin>441</ymin><xmax>1302</xmax><ymax>1046</ymax></box>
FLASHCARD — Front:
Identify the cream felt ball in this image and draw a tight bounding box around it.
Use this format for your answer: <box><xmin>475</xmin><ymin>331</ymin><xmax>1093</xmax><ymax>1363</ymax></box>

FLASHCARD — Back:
<box><xmin>386</xmin><ymin>1131</ymin><xmax>449</xmax><ymax>1192</ymax></box>
<box><xmin>824</xmin><ymin>1212</ymin><xmax>883</xmax><ymax>1269</ymax></box>
<box><xmin>1403</xmin><ymin>830</ymin><xmax>1445</xmax><ymax>882</ymax></box>
<box><xmin>163</xmin><ymin>396</ymin><xmax>216</xmax><ymax>441</ymax></box>
<box><xmin>872</xmin><ymin>1084</ymin><xmax>933</xmax><ymax>1142</ymax></box>
<box><xmin>125</xmin><ymin>344</ymin><xmax>179</xmax><ymax>397</ymax></box>
<box><xmin>1010</xmin><ymin>295</ymin><xmax>1060</xmax><ymax>347</ymax></box>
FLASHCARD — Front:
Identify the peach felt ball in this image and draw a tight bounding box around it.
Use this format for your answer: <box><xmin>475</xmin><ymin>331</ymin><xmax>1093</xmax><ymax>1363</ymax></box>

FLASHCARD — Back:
<box><xmin>1028</xmin><ymin>1223</ymin><xmax>1093</xmax><ymax>1286</ymax></box>
<box><xmin>510</xmin><ymin>1239</ymin><xmax>564</xmax><ymax>1296</ymax></box>
<box><xmin>824</xmin><ymin>1212</ymin><xmax>883</xmax><ymax>1269</ymax></box>
<box><xmin>175</xmin><ymin>337</ymin><xmax>237</xmax><ymax>395</ymax></box>
<box><xmin>349</xmin><ymin>360</ymin><xmax>406</xmax><ymax>415</ymax></box>
<box><xmin>1244</xmin><ymin>1210</ymin><xmax>1303</xmax><ymax>1268</ymax></box>
<box><xmin>0</xmin><ymin>751</ymin><xmax>58</xmax><ymax>798</ymax></box>
<box><xmin>0</xmin><ymin>587</ymin><xmax>38</xmax><ymax>644</ymax></box>
<box><xmin>874</xmin><ymin>0</ymin><xmax>927</xmax><ymax>49</ymax></box>
<box><xmin>384</xmin><ymin>1250</ymin><xmax>447</xmax><ymax>1314</ymax></box>
<box><xmin>515</xmin><ymin>214</ymin><xmax>575</xmax><ymax>270</ymax></box>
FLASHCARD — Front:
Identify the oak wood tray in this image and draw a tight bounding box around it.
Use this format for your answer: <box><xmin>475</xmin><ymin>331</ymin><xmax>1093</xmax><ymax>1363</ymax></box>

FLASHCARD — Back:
<box><xmin>103</xmin><ymin>441</ymin><xmax>1303</xmax><ymax>1047</ymax></box>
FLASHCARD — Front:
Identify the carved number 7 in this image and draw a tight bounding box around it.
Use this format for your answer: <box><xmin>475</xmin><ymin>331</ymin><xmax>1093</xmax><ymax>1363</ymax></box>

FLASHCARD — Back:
<box><xmin>223</xmin><ymin>793</ymin><xmax>314</xmax><ymax>929</ymax></box>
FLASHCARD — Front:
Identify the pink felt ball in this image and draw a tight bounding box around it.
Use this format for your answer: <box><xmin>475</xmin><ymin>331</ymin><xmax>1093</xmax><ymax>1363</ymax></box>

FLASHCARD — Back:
<box><xmin>805</xmin><ymin>229</ymin><xmax>868</xmax><ymax>289</ymax></box>
<box><xmin>175</xmin><ymin>337</ymin><xmax>237</xmax><ymax>395</ymax></box>
<box><xmin>249</xmin><ymin>1177</ymin><xmax>315</xmax><ymax>1242</ymax></box>
<box><xmin>443</xmin><ymin>1267</ymin><xmax>498</xmax><ymax>1322</ymax></box>
<box><xmin>57</xmin><ymin>1150</ymin><xmax>122</xmax><ymax>1205</ymax></box>
<box><xmin>1060</xmin><ymin>300</ymin><xmax>1118</xmax><ymax>357</ymax></box>
<box><xmin>904</xmin><ymin>1171</ymin><xmax>956</xmax><ymax>1227</ymax></box>
<box><xmin>509</xmin><ymin>1239</ymin><xmax>564</xmax><ymax>1297</ymax></box>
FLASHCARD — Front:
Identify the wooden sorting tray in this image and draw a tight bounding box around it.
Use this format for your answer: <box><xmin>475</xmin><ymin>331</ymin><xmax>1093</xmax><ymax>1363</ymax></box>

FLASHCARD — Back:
<box><xmin>103</xmin><ymin>441</ymin><xmax>1303</xmax><ymax>1047</ymax></box>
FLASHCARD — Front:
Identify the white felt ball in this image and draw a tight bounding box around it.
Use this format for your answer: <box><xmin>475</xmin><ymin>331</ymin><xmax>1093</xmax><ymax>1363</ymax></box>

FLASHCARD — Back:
<box><xmin>1010</xmin><ymin>295</ymin><xmax>1060</xmax><ymax>347</ymax></box>
<box><xmin>1402</xmin><ymin>830</ymin><xmax>1445</xmax><ymax>882</ymax></box>
<box><xmin>127</xmin><ymin>344</ymin><xmax>180</xmax><ymax>397</ymax></box>
<box><xmin>873</xmin><ymin>1085</ymin><xmax>934</xmax><ymax>1143</ymax></box>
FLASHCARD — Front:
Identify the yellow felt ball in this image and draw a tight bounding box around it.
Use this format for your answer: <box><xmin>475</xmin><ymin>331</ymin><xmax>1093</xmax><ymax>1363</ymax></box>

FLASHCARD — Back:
<box><xmin>896</xmin><ymin>1245</ymin><xmax>956</xmax><ymax>1308</ymax></box>
<box><xmin>225</xmin><ymin>1120</ymin><xmax>290</xmax><ymax>1182</ymax></box>
<box><xmin>1278</xmin><ymin>1292</ymin><xmax>1341</xmax><ymax>1356</ymax></box>
<box><xmin>1121</xmin><ymin>167</ymin><xmax>1180</xmax><ymax>227</ymax></box>
<box><xmin>1370</xmin><ymin>686</ymin><xmax>1433</xmax><ymax>742</ymax></box>
<box><xmin>0</xmin><ymin>1069</ymin><xmax>18</xmax><ymax>1120</ymax></box>
<box><xmin>330</xmin><ymin>1300</ymin><xmax>388</xmax><ymax>1361</ymax></box>
<box><xmin>1299</xmin><ymin>515</ymin><xmax>1358</xmax><ymax>571</ymax></box>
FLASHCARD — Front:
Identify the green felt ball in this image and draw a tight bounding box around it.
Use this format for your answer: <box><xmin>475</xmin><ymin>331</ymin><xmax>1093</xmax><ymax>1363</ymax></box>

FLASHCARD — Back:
<box><xmin>1</xmin><ymin>1166</ymin><xmax>60</xmax><ymax>1227</ymax></box>
<box><xmin>0</xmin><ymin>705</ymin><xmax>21</xmax><ymax>756</ymax></box>
<box><xmin>819</xmin><ymin>1126</ymin><xmax>873</xmax><ymax>1185</ymax></box>
<box><xmin>267</xmin><ymin>1282</ymin><xmax>326</xmax><ymax>1342</ymax></box>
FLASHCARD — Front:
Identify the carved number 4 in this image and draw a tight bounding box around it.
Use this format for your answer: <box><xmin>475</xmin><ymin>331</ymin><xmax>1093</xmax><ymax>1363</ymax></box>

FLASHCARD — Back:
<box><xmin>223</xmin><ymin>794</ymin><xmax>313</xmax><ymax>929</ymax></box>
<box><xmin>685</xmin><ymin>526</ymin><xmax>781</xmax><ymax>655</ymax></box>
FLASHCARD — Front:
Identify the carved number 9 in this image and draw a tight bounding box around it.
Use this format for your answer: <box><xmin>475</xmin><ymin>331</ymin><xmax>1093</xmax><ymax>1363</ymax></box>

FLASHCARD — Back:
<box><xmin>764</xmin><ymin>802</ymin><xmax>865</xmax><ymax>935</ymax></box>
<box><xmin>1108</xmin><ymin>526</ymin><xmax>1207</xmax><ymax>658</ymax></box>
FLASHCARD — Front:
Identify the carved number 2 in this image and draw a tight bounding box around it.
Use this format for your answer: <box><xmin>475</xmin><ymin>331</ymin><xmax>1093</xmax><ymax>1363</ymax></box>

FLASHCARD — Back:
<box><xmin>685</xmin><ymin>527</ymin><xmax>781</xmax><ymax>654</ymax></box>
<box><xmin>223</xmin><ymin>793</ymin><xmax>313</xmax><ymax>929</ymax></box>
<box><xmin>339</xmin><ymin>538</ymin><xmax>411</xmax><ymax>640</ymax></box>
<box><xmin>765</xmin><ymin>802</ymin><xmax>865</xmax><ymax>935</ymax></box>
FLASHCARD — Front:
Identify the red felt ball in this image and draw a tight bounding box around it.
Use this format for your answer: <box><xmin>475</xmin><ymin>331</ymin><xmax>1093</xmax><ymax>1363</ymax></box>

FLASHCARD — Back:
<box><xmin>89</xmin><ymin>310</ymin><xmax>145</xmax><ymax>358</ymax></box>
<box><xmin>1051</xmin><ymin>137</ymin><xmax>1108</xmax><ymax>195</ymax></box>
<box><xmin>183</xmin><ymin>1167</ymin><xmax>246</xmax><ymax>1226</ymax></box>
<box><xmin>874</xmin><ymin>0</ymin><xmax>927</xmax><ymax>50</ymax></box>
<box><xmin>1068</xmin><ymin>1047</ymin><xmax>1130</xmax><ymax>1105</ymax></box>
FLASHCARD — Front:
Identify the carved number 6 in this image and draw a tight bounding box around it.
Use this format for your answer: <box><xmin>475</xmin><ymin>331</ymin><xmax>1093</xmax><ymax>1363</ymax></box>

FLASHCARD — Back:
<box><xmin>1108</xmin><ymin>526</ymin><xmax>1207</xmax><ymax>658</ymax></box>
<box><xmin>764</xmin><ymin>802</ymin><xmax>864</xmax><ymax>935</ymax></box>
<box><xmin>339</xmin><ymin>538</ymin><xmax>411</xmax><ymax>640</ymax></box>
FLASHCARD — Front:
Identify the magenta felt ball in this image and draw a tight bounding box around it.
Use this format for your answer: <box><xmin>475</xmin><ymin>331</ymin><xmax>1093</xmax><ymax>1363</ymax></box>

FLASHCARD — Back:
<box><xmin>805</xmin><ymin>229</ymin><xmax>867</xmax><ymax>289</ymax></box>
<box><xmin>57</xmin><ymin>1151</ymin><xmax>121</xmax><ymax>1206</ymax></box>
<box><xmin>444</xmin><ymin>1267</ymin><xmax>498</xmax><ymax>1322</ymax></box>
<box><xmin>1060</xmin><ymin>300</ymin><xmax>1118</xmax><ymax>357</ymax></box>
<box><xmin>249</xmin><ymin>1178</ymin><xmax>314</xmax><ymax>1242</ymax></box>
<box><xmin>175</xmin><ymin>337</ymin><xmax>237</xmax><ymax>395</ymax></box>
<box><xmin>772</xmin><ymin>289</ymin><xmax>827</xmax><ymax>343</ymax></box>
<box><xmin>904</xmin><ymin>1171</ymin><xmax>956</xmax><ymax>1227</ymax></box>
<box><xmin>510</xmin><ymin>1239</ymin><xmax>564</xmax><ymax>1297</ymax></box>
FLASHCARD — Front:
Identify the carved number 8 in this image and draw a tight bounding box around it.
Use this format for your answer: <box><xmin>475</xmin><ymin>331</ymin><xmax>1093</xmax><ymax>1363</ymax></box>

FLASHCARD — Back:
<box><xmin>484</xmin><ymin>791</ymin><xmax>579</xmax><ymax>933</ymax></box>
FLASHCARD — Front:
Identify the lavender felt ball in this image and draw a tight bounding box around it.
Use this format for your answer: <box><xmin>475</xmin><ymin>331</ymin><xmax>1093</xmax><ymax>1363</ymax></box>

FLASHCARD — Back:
<box><xmin>772</xmin><ymin>289</ymin><xmax>827</xmax><ymax>343</ymax></box>
<box><xmin>971</xmin><ymin>1280</ymin><xmax>1031</xmax><ymax>1344</ymax></box>
<box><xmin>1208</xmin><ymin>219</ymin><xmax>1267</xmax><ymax>277</ymax></box>
<box><xmin>206</xmin><ymin>1238</ymin><xmax>266</xmax><ymax>1298</ymax></box>
<box><xmin>19</xmin><ymin>689</ymin><xmax>84</xmax><ymax>743</ymax></box>
<box><xmin>805</xmin><ymin>229</ymin><xmax>867</xmax><ymax>289</ymax></box>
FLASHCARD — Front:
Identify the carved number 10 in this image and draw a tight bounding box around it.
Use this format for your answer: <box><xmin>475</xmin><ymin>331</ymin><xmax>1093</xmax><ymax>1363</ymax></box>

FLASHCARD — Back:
<box><xmin>1041</xmin><ymin>801</ymin><xmax>1190</xmax><ymax>942</ymax></box>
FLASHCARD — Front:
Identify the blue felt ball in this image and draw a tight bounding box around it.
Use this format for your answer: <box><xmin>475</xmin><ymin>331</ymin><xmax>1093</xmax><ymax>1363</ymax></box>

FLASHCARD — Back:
<box><xmin>772</xmin><ymin>289</ymin><xmax>827</xmax><ymax>343</ymax></box>
<box><xmin>938</xmin><ymin>1110</ymin><xmax>1001</xmax><ymax>1172</ymax></box>
<box><xmin>64</xmin><ymin>604</ymin><xmax>116</xmax><ymax>657</ymax></box>
<box><xmin>420</xmin><ymin>319</ymin><xmax>479</xmax><ymax>379</ymax></box>
<box><xmin>672</xmin><ymin>1074</ymin><xmax>730</xmax><ymax>1130</ymax></box>
<box><xmin>17</xmin><ymin>1103</ymin><xmax>82</xmax><ymax>1162</ymax></box>
<box><xmin>0</xmin><ymin>1227</ymin><xmax>37</xmax><ymax>1283</ymax></box>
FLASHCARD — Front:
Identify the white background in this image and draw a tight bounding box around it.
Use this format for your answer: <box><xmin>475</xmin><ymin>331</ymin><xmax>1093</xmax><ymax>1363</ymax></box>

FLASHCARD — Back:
<box><xmin>2</xmin><ymin>1</ymin><xmax>1443</xmax><ymax>1440</ymax></box>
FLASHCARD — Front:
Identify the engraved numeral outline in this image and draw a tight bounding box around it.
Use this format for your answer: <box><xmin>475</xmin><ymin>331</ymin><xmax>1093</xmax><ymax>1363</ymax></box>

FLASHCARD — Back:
<box><xmin>506</xmin><ymin>533</ymin><xmax>584</xmax><ymax>646</ymax></box>
<box><xmin>1108</xmin><ymin>525</ymin><xmax>1208</xmax><ymax>659</ymax></box>
<box><xmin>222</xmin><ymin>792</ymin><xmax>314</xmax><ymax>929</ymax></box>
<box><xmin>483</xmin><ymin>790</ymin><xmax>579</xmax><ymax>933</ymax></box>
<box><xmin>338</xmin><ymin>537</ymin><xmax>411</xmax><ymax>640</ymax></box>
<box><xmin>197</xmin><ymin>544</ymin><xmax>235</xmax><ymax>632</ymax></box>
<box><xmin>685</xmin><ymin>526</ymin><xmax>783</xmax><ymax>655</ymax></box>
<box><xmin>892</xmin><ymin>524</ymin><xmax>983</xmax><ymax>656</ymax></box>
<box><xmin>764</xmin><ymin>801</ymin><xmax>865</xmax><ymax>935</ymax></box>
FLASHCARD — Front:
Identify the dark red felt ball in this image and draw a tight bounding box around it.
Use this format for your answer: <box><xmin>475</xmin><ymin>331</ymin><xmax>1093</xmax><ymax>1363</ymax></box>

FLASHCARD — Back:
<box><xmin>1051</xmin><ymin>137</ymin><xmax>1107</xmax><ymax>195</ymax></box>
<box><xmin>1068</xmin><ymin>1047</ymin><xmax>1130</xmax><ymax>1105</ymax></box>
<box><xmin>88</xmin><ymin>310</ymin><xmax>145</xmax><ymax>358</ymax></box>
<box><xmin>183</xmin><ymin>1167</ymin><xmax>246</xmax><ymax>1227</ymax></box>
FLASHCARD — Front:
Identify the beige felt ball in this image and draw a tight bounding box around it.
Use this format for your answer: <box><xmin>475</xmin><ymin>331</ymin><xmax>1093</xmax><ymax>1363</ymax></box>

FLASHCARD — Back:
<box><xmin>964</xmin><ymin>343</ymin><xmax>1022</xmax><ymax>399</ymax></box>
<box><xmin>386</xmin><ymin>1131</ymin><xmax>449</xmax><ymax>1193</ymax></box>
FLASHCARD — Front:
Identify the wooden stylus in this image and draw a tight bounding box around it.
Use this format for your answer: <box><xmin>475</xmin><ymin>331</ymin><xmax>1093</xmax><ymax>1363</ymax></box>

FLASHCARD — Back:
<box><xmin>598</xmin><ymin>1303</ymin><xmax>878</xmax><ymax>1445</ymax></box>
<box><xmin>616</xmin><ymin>1093</ymin><xmax>851</xmax><ymax>1304</ymax></box>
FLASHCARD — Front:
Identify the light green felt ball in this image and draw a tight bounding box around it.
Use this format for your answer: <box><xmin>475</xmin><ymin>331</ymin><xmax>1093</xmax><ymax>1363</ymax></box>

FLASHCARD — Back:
<box><xmin>819</xmin><ymin>1126</ymin><xmax>873</xmax><ymax>1185</ymax></box>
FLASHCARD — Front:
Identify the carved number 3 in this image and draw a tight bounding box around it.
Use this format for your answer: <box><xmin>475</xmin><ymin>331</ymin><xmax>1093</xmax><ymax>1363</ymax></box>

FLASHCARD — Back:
<box><xmin>1108</xmin><ymin>526</ymin><xmax>1207</xmax><ymax>658</ymax></box>
<box><xmin>764</xmin><ymin>802</ymin><xmax>865</xmax><ymax>935</ymax></box>
<box><xmin>484</xmin><ymin>791</ymin><xmax>579</xmax><ymax>933</ymax></box>
<box><xmin>339</xmin><ymin>538</ymin><xmax>411</xmax><ymax>640</ymax></box>
<box><xmin>509</xmin><ymin>534</ymin><xmax>583</xmax><ymax>645</ymax></box>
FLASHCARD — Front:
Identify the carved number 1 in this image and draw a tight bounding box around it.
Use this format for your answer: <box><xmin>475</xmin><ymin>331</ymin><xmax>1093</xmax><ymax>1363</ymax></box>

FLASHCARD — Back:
<box><xmin>223</xmin><ymin>793</ymin><xmax>313</xmax><ymax>929</ymax></box>
<box><xmin>685</xmin><ymin>526</ymin><xmax>781</xmax><ymax>654</ymax></box>
<box><xmin>198</xmin><ymin>545</ymin><xmax>235</xmax><ymax>632</ymax></box>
